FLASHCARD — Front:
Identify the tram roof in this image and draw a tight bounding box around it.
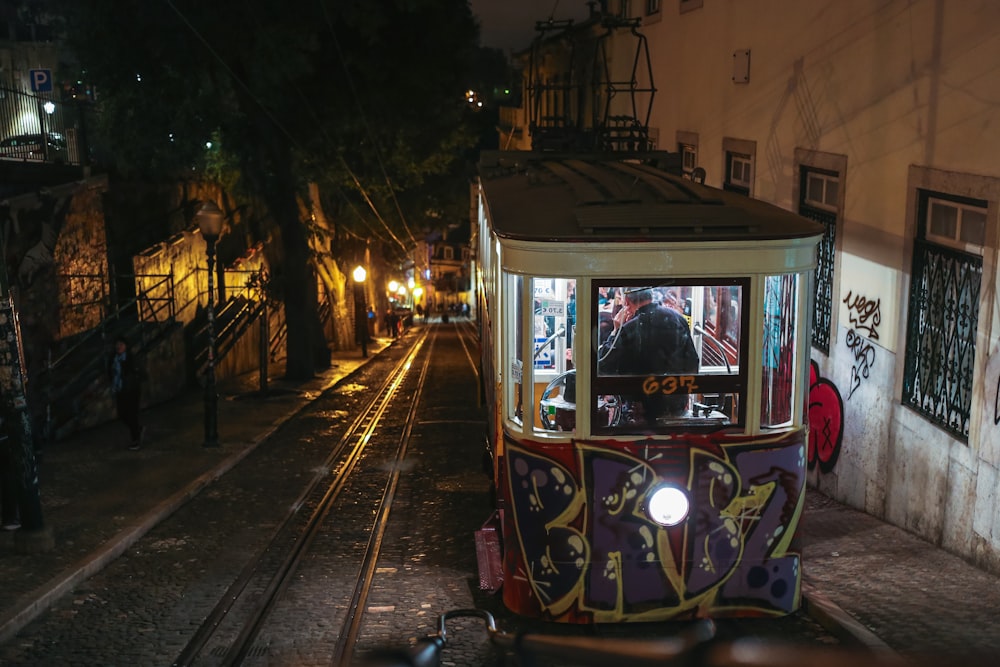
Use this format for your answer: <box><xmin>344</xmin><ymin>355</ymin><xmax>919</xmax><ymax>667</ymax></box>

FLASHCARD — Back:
<box><xmin>477</xmin><ymin>150</ymin><xmax>824</xmax><ymax>243</ymax></box>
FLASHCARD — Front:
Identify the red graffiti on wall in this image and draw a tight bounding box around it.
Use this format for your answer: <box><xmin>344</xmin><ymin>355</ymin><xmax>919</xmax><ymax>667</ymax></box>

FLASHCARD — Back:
<box><xmin>808</xmin><ymin>360</ymin><xmax>843</xmax><ymax>473</ymax></box>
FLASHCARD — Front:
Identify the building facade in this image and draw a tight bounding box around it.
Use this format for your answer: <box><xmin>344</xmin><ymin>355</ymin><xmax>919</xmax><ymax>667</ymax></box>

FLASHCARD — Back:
<box><xmin>500</xmin><ymin>0</ymin><xmax>1000</xmax><ymax>573</ymax></box>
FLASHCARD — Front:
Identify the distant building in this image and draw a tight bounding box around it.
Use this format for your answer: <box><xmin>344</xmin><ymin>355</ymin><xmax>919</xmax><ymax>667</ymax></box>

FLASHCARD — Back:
<box><xmin>1</xmin><ymin>2</ymin><xmax>92</xmax><ymax>178</ymax></box>
<box><xmin>414</xmin><ymin>223</ymin><xmax>471</xmax><ymax>313</ymax></box>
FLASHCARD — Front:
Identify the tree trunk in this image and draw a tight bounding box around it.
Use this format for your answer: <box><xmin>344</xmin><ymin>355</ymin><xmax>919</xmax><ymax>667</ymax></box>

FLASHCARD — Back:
<box><xmin>247</xmin><ymin>114</ymin><xmax>327</xmax><ymax>380</ymax></box>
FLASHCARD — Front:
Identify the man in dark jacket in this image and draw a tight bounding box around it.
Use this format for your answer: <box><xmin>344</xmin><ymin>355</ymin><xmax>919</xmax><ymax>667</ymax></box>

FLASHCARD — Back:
<box><xmin>598</xmin><ymin>287</ymin><xmax>700</xmax><ymax>423</ymax></box>
<box><xmin>108</xmin><ymin>336</ymin><xmax>144</xmax><ymax>450</ymax></box>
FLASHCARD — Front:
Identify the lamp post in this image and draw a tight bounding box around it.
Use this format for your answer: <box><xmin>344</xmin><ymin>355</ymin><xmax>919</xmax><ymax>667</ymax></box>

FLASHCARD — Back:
<box><xmin>353</xmin><ymin>265</ymin><xmax>368</xmax><ymax>358</ymax></box>
<box><xmin>196</xmin><ymin>201</ymin><xmax>224</xmax><ymax>447</ymax></box>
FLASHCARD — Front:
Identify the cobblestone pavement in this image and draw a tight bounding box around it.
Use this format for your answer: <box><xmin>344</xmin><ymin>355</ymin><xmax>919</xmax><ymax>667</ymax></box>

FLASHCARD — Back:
<box><xmin>0</xmin><ymin>321</ymin><xmax>998</xmax><ymax>665</ymax></box>
<box><xmin>800</xmin><ymin>490</ymin><xmax>1000</xmax><ymax>660</ymax></box>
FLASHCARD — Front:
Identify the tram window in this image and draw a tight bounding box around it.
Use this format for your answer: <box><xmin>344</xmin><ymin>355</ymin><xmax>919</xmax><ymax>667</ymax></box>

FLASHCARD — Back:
<box><xmin>506</xmin><ymin>274</ymin><xmax>524</xmax><ymax>426</ymax></box>
<box><xmin>593</xmin><ymin>281</ymin><xmax>746</xmax><ymax>435</ymax></box>
<box><xmin>761</xmin><ymin>274</ymin><xmax>800</xmax><ymax>427</ymax></box>
<box><xmin>533</xmin><ymin>277</ymin><xmax>576</xmax><ymax>434</ymax></box>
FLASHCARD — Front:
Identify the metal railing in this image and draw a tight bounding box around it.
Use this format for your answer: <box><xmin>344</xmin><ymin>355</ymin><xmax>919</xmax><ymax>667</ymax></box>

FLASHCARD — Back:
<box><xmin>192</xmin><ymin>296</ymin><xmax>266</xmax><ymax>378</ymax></box>
<box><xmin>36</xmin><ymin>273</ymin><xmax>177</xmax><ymax>441</ymax></box>
<box><xmin>134</xmin><ymin>273</ymin><xmax>175</xmax><ymax>323</ymax></box>
<box><xmin>0</xmin><ymin>84</ymin><xmax>90</xmax><ymax>165</ymax></box>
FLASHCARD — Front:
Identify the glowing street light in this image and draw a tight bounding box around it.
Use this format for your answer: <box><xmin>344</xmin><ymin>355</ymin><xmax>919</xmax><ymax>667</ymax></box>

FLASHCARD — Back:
<box><xmin>353</xmin><ymin>265</ymin><xmax>368</xmax><ymax>358</ymax></box>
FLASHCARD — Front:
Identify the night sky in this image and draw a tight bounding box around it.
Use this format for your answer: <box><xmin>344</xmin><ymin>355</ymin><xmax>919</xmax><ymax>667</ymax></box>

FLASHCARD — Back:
<box><xmin>470</xmin><ymin>0</ymin><xmax>592</xmax><ymax>52</ymax></box>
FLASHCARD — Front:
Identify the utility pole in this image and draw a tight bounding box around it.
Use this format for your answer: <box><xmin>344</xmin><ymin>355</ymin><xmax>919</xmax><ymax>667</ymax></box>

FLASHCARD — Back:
<box><xmin>0</xmin><ymin>202</ymin><xmax>52</xmax><ymax>550</ymax></box>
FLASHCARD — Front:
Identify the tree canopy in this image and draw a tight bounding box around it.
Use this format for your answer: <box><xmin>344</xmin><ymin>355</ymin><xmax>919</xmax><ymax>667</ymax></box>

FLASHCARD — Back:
<box><xmin>55</xmin><ymin>0</ymin><xmax>487</xmax><ymax>376</ymax></box>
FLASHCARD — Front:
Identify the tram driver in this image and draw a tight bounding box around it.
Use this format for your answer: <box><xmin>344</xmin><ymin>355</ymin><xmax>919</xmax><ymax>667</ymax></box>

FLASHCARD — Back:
<box><xmin>598</xmin><ymin>287</ymin><xmax>700</xmax><ymax>424</ymax></box>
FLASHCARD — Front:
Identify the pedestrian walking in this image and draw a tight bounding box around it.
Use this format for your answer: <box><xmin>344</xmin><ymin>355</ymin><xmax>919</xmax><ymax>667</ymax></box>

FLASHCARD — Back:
<box><xmin>384</xmin><ymin>308</ymin><xmax>398</xmax><ymax>339</ymax></box>
<box><xmin>108</xmin><ymin>336</ymin><xmax>144</xmax><ymax>450</ymax></box>
<box><xmin>366</xmin><ymin>306</ymin><xmax>376</xmax><ymax>341</ymax></box>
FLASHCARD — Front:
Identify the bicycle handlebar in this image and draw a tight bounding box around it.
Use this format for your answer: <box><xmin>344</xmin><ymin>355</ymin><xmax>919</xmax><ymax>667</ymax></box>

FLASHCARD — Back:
<box><xmin>360</xmin><ymin>608</ymin><xmax>997</xmax><ymax>667</ymax></box>
<box><xmin>361</xmin><ymin>636</ymin><xmax>444</xmax><ymax>667</ymax></box>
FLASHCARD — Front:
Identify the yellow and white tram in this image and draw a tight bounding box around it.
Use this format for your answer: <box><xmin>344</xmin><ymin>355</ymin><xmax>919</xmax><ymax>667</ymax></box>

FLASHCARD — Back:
<box><xmin>473</xmin><ymin>150</ymin><xmax>824</xmax><ymax>623</ymax></box>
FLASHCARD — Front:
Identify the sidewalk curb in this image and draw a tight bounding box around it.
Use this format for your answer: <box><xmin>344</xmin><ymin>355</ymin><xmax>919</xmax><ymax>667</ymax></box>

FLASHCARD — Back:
<box><xmin>802</xmin><ymin>580</ymin><xmax>896</xmax><ymax>654</ymax></box>
<box><xmin>0</xmin><ymin>357</ymin><xmax>371</xmax><ymax>644</ymax></box>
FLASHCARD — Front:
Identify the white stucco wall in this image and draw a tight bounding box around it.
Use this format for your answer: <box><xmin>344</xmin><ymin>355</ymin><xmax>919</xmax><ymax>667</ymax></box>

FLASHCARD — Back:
<box><xmin>637</xmin><ymin>0</ymin><xmax>1000</xmax><ymax>572</ymax></box>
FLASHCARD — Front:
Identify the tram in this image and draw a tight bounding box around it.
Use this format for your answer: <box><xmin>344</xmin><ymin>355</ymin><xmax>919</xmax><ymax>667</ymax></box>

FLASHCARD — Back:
<box><xmin>472</xmin><ymin>150</ymin><xmax>824</xmax><ymax>623</ymax></box>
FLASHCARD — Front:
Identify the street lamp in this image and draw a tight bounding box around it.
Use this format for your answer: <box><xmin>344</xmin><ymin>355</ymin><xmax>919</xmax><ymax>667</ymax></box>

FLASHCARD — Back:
<box><xmin>353</xmin><ymin>265</ymin><xmax>368</xmax><ymax>358</ymax></box>
<box><xmin>196</xmin><ymin>201</ymin><xmax>224</xmax><ymax>447</ymax></box>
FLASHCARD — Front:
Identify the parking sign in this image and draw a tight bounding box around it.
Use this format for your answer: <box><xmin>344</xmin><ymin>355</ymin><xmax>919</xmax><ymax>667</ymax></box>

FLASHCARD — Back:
<box><xmin>30</xmin><ymin>69</ymin><xmax>52</xmax><ymax>92</ymax></box>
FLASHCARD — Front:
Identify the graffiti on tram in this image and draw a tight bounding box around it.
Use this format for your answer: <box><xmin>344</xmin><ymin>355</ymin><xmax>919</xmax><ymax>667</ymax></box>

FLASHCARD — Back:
<box><xmin>502</xmin><ymin>437</ymin><xmax>804</xmax><ymax>622</ymax></box>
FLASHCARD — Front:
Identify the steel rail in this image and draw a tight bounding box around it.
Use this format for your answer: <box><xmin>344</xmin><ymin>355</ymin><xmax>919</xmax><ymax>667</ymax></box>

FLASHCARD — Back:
<box><xmin>220</xmin><ymin>329</ymin><xmax>430</xmax><ymax>666</ymax></box>
<box><xmin>171</xmin><ymin>330</ymin><xmax>428</xmax><ymax>667</ymax></box>
<box><xmin>332</xmin><ymin>328</ymin><xmax>437</xmax><ymax>666</ymax></box>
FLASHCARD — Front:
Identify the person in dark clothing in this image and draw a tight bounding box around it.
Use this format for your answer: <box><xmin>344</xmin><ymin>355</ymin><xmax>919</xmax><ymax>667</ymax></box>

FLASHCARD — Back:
<box><xmin>0</xmin><ymin>421</ymin><xmax>20</xmax><ymax>530</ymax></box>
<box><xmin>598</xmin><ymin>287</ymin><xmax>700</xmax><ymax>423</ymax></box>
<box><xmin>384</xmin><ymin>308</ymin><xmax>398</xmax><ymax>339</ymax></box>
<box><xmin>108</xmin><ymin>336</ymin><xmax>144</xmax><ymax>450</ymax></box>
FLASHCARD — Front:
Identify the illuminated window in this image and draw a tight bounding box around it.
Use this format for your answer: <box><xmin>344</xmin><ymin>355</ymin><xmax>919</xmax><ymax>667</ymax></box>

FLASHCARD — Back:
<box><xmin>505</xmin><ymin>274</ymin><xmax>524</xmax><ymax>426</ymax></box>
<box><xmin>761</xmin><ymin>274</ymin><xmax>800</xmax><ymax>427</ymax></box>
<box><xmin>592</xmin><ymin>280</ymin><xmax>746</xmax><ymax>435</ymax></box>
<box><xmin>532</xmin><ymin>278</ymin><xmax>577</xmax><ymax>434</ymax></box>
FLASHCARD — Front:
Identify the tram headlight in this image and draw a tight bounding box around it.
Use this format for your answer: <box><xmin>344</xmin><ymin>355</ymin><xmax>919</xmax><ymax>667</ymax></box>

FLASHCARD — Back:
<box><xmin>645</xmin><ymin>485</ymin><xmax>690</xmax><ymax>526</ymax></box>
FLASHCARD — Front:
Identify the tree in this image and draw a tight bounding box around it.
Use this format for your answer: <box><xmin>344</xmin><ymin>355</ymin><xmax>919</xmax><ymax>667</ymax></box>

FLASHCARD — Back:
<box><xmin>55</xmin><ymin>0</ymin><xmax>482</xmax><ymax>377</ymax></box>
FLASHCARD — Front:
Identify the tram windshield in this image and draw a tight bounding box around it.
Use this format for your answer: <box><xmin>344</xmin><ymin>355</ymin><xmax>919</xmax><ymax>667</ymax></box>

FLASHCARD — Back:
<box><xmin>593</xmin><ymin>280</ymin><xmax>746</xmax><ymax>434</ymax></box>
<box><xmin>501</xmin><ymin>273</ymin><xmax>805</xmax><ymax>437</ymax></box>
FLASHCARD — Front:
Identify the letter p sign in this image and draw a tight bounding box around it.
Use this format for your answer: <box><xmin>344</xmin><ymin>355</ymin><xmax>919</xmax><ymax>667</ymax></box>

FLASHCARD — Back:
<box><xmin>30</xmin><ymin>69</ymin><xmax>53</xmax><ymax>93</ymax></box>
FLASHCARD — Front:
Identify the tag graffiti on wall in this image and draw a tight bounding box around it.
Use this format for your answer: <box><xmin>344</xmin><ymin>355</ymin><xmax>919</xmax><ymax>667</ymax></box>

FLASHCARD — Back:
<box><xmin>808</xmin><ymin>360</ymin><xmax>843</xmax><ymax>473</ymax></box>
<box><xmin>845</xmin><ymin>329</ymin><xmax>876</xmax><ymax>400</ymax></box>
<box><xmin>842</xmin><ymin>290</ymin><xmax>881</xmax><ymax>400</ymax></box>
<box><xmin>994</xmin><ymin>359</ymin><xmax>1000</xmax><ymax>426</ymax></box>
<box><xmin>843</xmin><ymin>290</ymin><xmax>881</xmax><ymax>340</ymax></box>
<box><xmin>995</xmin><ymin>377</ymin><xmax>1000</xmax><ymax>426</ymax></box>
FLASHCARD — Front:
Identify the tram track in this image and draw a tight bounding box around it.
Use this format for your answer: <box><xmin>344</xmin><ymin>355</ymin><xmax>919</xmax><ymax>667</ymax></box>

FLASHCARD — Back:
<box><xmin>173</xmin><ymin>328</ymin><xmax>435</xmax><ymax>667</ymax></box>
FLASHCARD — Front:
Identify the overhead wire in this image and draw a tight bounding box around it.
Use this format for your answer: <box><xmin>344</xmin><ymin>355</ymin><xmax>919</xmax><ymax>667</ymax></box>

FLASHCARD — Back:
<box><xmin>163</xmin><ymin>0</ymin><xmax>407</xmax><ymax>253</ymax></box>
<box><xmin>318</xmin><ymin>0</ymin><xmax>420</xmax><ymax>250</ymax></box>
<box><xmin>162</xmin><ymin>0</ymin><xmax>300</xmax><ymax>153</ymax></box>
<box><xmin>239</xmin><ymin>3</ymin><xmax>399</xmax><ymax>250</ymax></box>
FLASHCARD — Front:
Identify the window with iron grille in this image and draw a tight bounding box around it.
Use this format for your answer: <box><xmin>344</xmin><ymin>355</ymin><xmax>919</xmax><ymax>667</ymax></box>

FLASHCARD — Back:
<box><xmin>799</xmin><ymin>168</ymin><xmax>840</xmax><ymax>354</ymax></box>
<box><xmin>902</xmin><ymin>190</ymin><xmax>986</xmax><ymax>441</ymax></box>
